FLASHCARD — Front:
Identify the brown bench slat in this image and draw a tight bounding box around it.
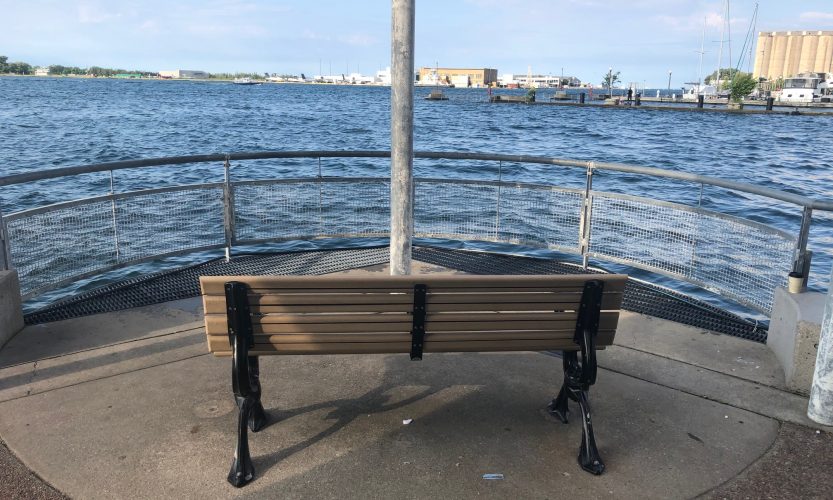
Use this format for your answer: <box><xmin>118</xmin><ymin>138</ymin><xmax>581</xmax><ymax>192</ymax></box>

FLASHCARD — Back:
<box><xmin>203</xmin><ymin>312</ymin><xmax>619</xmax><ymax>334</ymax></box>
<box><xmin>202</xmin><ymin>292</ymin><xmax>623</xmax><ymax>314</ymax></box>
<box><xmin>199</xmin><ymin>274</ymin><xmax>628</xmax><ymax>294</ymax></box>
<box><xmin>208</xmin><ymin>338</ymin><xmax>612</xmax><ymax>356</ymax></box>
<box><xmin>206</xmin><ymin>329</ymin><xmax>615</xmax><ymax>351</ymax></box>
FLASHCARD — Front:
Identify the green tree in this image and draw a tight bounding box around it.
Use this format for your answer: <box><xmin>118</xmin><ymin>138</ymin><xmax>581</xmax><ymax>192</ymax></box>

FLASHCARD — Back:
<box><xmin>704</xmin><ymin>68</ymin><xmax>740</xmax><ymax>89</ymax></box>
<box><xmin>8</xmin><ymin>62</ymin><xmax>32</xmax><ymax>74</ymax></box>
<box><xmin>601</xmin><ymin>71</ymin><xmax>620</xmax><ymax>89</ymax></box>
<box><xmin>0</xmin><ymin>56</ymin><xmax>8</xmax><ymax>73</ymax></box>
<box><xmin>728</xmin><ymin>72</ymin><xmax>758</xmax><ymax>102</ymax></box>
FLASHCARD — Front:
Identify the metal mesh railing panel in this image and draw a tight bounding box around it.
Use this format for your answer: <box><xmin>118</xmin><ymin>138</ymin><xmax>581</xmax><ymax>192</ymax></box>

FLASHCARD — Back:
<box><xmin>497</xmin><ymin>186</ymin><xmax>582</xmax><ymax>252</ymax></box>
<box><xmin>320</xmin><ymin>181</ymin><xmax>389</xmax><ymax>237</ymax></box>
<box><xmin>234</xmin><ymin>181</ymin><xmax>390</xmax><ymax>242</ymax></box>
<box><xmin>234</xmin><ymin>182</ymin><xmax>321</xmax><ymax>242</ymax></box>
<box><xmin>588</xmin><ymin>194</ymin><xmax>794</xmax><ymax>312</ymax></box>
<box><xmin>691</xmin><ymin>216</ymin><xmax>794</xmax><ymax>313</ymax></box>
<box><xmin>7</xmin><ymin>202</ymin><xmax>118</xmax><ymax>295</ymax></box>
<box><xmin>415</xmin><ymin>182</ymin><xmax>499</xmax><ymax>241</ymax></box>
<box><xmin>114</xmin><ymin>188</ymin><xmax>225</xmax><ymax>262</ymax></box>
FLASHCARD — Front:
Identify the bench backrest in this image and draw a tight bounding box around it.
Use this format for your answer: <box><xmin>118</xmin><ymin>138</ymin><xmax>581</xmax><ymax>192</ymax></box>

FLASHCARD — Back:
<box><xmin>200</xmin><ymin>274</ymin><xmax>627</xmax><ymax>357</ymax></box>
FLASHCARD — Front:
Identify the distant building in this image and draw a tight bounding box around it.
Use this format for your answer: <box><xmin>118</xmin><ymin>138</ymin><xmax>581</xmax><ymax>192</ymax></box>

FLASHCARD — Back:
<box><xmin>115</xmin><ymin>73</ymin><xmax>143</xmax><ymax>79</ymax></box>
<box><xmin>34</xmin><ymin>67</ymin><xmax>49</xmax><ymax>77</ymax></box>
<box><xmin>417</xmin><ymin>67</ymin><xmax>497</xmax><ymax>87</ymax></box>
<box><xmin>159</xmin><ymin>69</ymin><xmax>210</xmax><ymax>79</ymax></box>
<box><xmin>753</xmin><ymin>31</ymin><xmax>833</xmax><ymax>81</ymax></box>
<box><xmin>499</xmin><ymin>74</ymin><xmax>580</xmax><ymax>88</ymax></box>
<box><xmin>375</xmin><ymin>67</ymin><xmax>391</xmax><ymax>85</ymax></box>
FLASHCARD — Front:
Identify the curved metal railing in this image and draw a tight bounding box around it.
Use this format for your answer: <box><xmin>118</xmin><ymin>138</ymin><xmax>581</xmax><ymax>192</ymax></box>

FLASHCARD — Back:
<box><xmin>1</xmin><ymin>151</ymin><xmax>831</xmax><ymax>314</ymax></box>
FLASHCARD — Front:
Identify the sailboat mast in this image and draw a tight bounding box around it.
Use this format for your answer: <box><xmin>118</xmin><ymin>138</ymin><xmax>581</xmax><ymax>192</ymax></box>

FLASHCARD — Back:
<box><xmin>716</xmin><ymin>0</ymin><xmax>727</xmax><ymax>91</ymax></box>
<box><xmin>698</xmin><ymin>18</ymin><xmax>706</xmax><ymax>88</ymax></box>
<box><xmin>748</xmin><ymin>4</ymin><xmax>758</xmax><ymax>73</ymax></box>
<box><xmin>726</xmin><ymin>0</ymin><xmax>733</xmax><ymax>86</ymax></box>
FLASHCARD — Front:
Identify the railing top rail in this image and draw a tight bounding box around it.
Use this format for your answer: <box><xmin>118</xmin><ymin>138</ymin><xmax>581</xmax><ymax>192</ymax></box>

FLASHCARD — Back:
<box><xmin>1</xmin><ymin>150</ymin><xmax>830</xmax><ymax>212</ymax></box>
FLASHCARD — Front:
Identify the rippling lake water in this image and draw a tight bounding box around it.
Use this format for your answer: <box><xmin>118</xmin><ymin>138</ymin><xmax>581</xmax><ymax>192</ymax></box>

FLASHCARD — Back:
<box><xmin>1</xmin><ymin>77</ymin><xmax>831</xmax><ymax>314</ymax></box>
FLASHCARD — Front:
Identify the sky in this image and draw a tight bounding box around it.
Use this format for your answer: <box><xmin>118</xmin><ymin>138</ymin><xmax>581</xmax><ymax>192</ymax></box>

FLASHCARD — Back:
<box><xmin>2</xmin><ymin>0</ymin><xmax>833</xmax><ymax>87</ymax></box>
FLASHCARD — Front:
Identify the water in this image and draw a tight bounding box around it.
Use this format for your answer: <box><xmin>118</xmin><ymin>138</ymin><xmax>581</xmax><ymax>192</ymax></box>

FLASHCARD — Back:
<box><xmin>1</xmin><ymin>77</ymin><xmax>832</xmax><ymax>314</ymax></box>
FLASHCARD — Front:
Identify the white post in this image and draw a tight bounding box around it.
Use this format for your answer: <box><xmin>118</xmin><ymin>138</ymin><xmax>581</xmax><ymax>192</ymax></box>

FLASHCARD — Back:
<box><xmin>390</xmin><ymin>0</ymin><xmax>415</xmax><ymax>275</ymax></box>
<box><xmin>808</xmin><ymin>270</ymin><xmax>833</xmax><ymax>425</ymax></box>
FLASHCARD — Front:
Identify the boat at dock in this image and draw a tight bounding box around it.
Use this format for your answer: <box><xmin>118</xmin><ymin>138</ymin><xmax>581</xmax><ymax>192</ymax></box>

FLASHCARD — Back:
<box><xmin>424</xmin><ymin>89</ymin><xmax>448</xmax><ymax>101</ymax></box>
<box><xmin>233</xmin><ymin>77</ymin><xmax>260</xmax><ymax>85</ymax></box>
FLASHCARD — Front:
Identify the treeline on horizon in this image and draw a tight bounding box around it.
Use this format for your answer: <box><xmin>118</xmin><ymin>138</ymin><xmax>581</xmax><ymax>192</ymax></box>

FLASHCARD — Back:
<box><xmin>0</xmin><ymin>55</ymin><xmax>158</xmax><ymax>77</ymax></box>
<box><xmin>0</xmin><ymin>56</ymin><xmax>278</xmax><ymax>80</ymax></box>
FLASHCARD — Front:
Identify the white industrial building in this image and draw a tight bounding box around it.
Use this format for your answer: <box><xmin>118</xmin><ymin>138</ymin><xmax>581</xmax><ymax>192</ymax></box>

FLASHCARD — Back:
<box><xmin>499</xmin><ymin>73</ymin><xmax>581</xmax><ymax>88</ymax></box>
<box><xmin>159</xmin><ymin>69</ymin><xmax>210</xmax><ymax>79</ymax></box>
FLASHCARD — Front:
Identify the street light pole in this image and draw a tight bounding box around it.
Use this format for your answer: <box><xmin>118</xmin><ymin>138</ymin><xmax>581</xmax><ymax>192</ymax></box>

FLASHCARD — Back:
<box><xmin>667</xmin><ymin>70</ymin><xmax>672</xmax><ymax>92</ymax></box>
<box><xmin>608</xmin><ymin>67</ymin><xmax>612</xmax><ymax>99</ymax></box>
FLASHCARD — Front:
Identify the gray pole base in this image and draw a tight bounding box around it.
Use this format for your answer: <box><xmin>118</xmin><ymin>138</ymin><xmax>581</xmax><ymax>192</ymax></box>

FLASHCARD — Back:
<box><xmin>0</xmin><ymin>270</ymin><xmax>24</xmax><ymax>349</ymax></box>
<box><xmin>808</xmin><ymin>269</ymin><xmax>833</xmax><ymax>426</ymax></box>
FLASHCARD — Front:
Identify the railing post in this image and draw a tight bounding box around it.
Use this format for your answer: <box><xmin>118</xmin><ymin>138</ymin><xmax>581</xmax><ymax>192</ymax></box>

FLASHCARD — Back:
<box><xmin>109</xmin><ymin>170</ymin><xmax>121</xmax><ymax>262</ymax></box>
<box><xmin>793</xmin><ymin>206</ymin><xmax>813</xmax><ymax>279</ymax></box>
<box><xmin>318</xmin><ymin>157</ymin><xmax>324</xmax><ymax>233</ymax></box>
<box><xmin>494</xmin><ymin>161</ymin><xmax>502</xmax><ymax>239</ymax></box>
<box><xmin>0</xmin><ymin>207</ymin><xmax>10</xmax><ymax>271</ymax></box>
<box><xmin>390</xmin><ymin>0</ymin><xmax>415</xmax><ymax>276</ymax></box>
<box><xmin>223</xmin><ymin>156</ymin><xmax>236</xmax><ymax>262</ymax></box>
<box><xmin>579</xmin><ymin>162</ymin><xmax>595</xmax><ymax>269</ymax></box>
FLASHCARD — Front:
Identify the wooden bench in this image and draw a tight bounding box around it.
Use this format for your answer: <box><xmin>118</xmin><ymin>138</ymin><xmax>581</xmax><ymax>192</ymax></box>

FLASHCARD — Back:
<box><xmin>200</xmin><ymin>273</ymin><xmax>627</xmax><ymax>487</ymax></box>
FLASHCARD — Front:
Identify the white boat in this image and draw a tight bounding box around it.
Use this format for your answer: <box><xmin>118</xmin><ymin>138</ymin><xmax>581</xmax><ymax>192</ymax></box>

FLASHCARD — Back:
<box><xmin>779</xmin><ymin>73</ymin><xmax>829</xmax><ymax>103</ymax></box>
<box><xmin>233</xmin><ymin>78</ymin><xmax>260</xmax><ymax>85</ymax></box>
<box><xmin>682</xmin><ymin>84</ymin><xmax>718</xmax><ymax>100</ymax></box>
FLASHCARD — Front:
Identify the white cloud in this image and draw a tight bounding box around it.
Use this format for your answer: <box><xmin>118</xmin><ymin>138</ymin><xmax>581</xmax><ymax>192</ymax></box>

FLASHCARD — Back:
<box><xmin>340</xmin><ymin>34</ymin><xmax>377</xmax><ymax>47</ymax></box>
<box><xmin>800</xmin><ymin>11</ymin><xmax>833</xmax><ymax>22</ymax></box>
<box><xmin>77</xmin><ymin>3</ymin><xmax>121</xmax><ymax>24</ymax></box>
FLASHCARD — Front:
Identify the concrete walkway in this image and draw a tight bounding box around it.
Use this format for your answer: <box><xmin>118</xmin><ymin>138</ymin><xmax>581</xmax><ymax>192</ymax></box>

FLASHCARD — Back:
<box><xmin>0</xmin><ymin>262</ymin><xmax>830</xmax><ymax>499</ymax></box>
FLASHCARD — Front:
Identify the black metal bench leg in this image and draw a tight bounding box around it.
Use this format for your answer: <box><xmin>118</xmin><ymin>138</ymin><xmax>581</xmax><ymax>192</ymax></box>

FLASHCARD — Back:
<box><xmin>229</xmin><ymin>395</ymin><xmax>256</xmax><ymax>487</ymax></box>
<box><xmin>548</xmin><ymin>351</ymin><xmax>575</xmax><ymax>423</ymax></box>
<box><xmin>225</xmin><ymin>281</ymin><xmax>260</xmax><ymax>488</ymax></box>
<box><xmin>576</xmin><ymin>388</ymin><xmax>604</xmax><ymax>475</ymax></box>
<box><xmin>247</xmin><ymin>356</ymin><xmax>268</xmax><ymax>433</ymax></box>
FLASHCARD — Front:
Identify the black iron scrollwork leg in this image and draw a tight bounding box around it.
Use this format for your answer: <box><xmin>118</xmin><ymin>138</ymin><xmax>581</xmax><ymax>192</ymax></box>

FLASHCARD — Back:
<box><xmin>577</xmin><ymin>388</ymin><xmax>604</xmax><ymax>475</ymax></box>
<box><xmin>225</xmin><ymin>281</ymin><xmax>261</xmax><ymax>488</ymax></box>
<box><xmin>549</xmin><ymin>280</ymin><xmax>607</xmax><ymax>475</ymax></box>
<box><xmin>548</xmin><ymin>352</ymin><xmax>575</xmax><ymax>423</ymax></box>
<box><xmin>247</xmin><ymin>356</ymin><xmax>268</xmax><ymax>433</ymax></box>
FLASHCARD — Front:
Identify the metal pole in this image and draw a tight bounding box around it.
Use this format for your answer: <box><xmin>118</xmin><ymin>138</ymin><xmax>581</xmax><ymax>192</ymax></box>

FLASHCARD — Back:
<box><xmin>109</xmin><ymin>170</ymin><xmax>121</xmax><ymax>262</ymax></box>
<box><xmin>793</xmin><ymin>206</ymin><xmax>813</xmax><ymax>275</ymax></box>
<box><xmin>495</xmin><ymin>161</ymin><xmax>502</xmax><ymax>239</ymax></box>
<box><xmin>579</xmin><ymin>162</ymin><xmax>595</xmax><ymax>269</ymax></box>
<box><xmin>390</xmin><ymin>0</ymin><xmax>415</xmax><ymax>276</ymax></box>
<box><xmin>222</xmin><ymin>157</ymin><xmax>235</xmax><ymax>262</ymax></box>
<box><xmin>0</xmin><ymin>207</ymin><xmax>10</xmax><ymax>271</ymax></box>
<box><xmin>318</xmin><ymin>157</ymin><xmax>324</xmax><ymax>233</ymax></box>
<box><xmin>808</xmin><ymin>268</ymin><xmax>833</xmax><ymax>425</ymax></box>
<box><xmin>608</xmin><ymin>67</ymin><xmax>612</xmax><ymax>99</ymax></box>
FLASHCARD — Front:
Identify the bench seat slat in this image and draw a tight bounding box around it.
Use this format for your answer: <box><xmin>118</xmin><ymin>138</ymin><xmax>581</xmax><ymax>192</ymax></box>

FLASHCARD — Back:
<box><xmin>208</xmin><ymin>338</ymin><xmax>613</xmax><ymax>356</ymax></box>
<box><xmin>199</xmin><ymin>274</ymin><xmax>627</xmax><ymax>295</ymax></box>
<box><xmin>202</xmin><ymin>292</ymin><xmax>624</xmax><ymax>314</ymax></box>
<box><xmin>204</xmin><ymin>313</ymin><xmax>619</xmax><ymax>334</ymax></box>
<box><xmin>206</xmin><ymin>329</ymin><xmax>615</xmax><ymax>350</ymax></box>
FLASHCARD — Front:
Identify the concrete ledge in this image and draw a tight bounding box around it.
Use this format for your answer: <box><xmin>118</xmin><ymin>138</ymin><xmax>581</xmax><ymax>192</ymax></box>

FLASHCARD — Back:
<box><xmin>0</xmin><ymin>271</ymin><xmax>23</xmax><ymax>349</ymax></box>
<box><xmin>767</xmin><ymin>287</ymin><xmax>825</xmax><ymax>395</ymax></box>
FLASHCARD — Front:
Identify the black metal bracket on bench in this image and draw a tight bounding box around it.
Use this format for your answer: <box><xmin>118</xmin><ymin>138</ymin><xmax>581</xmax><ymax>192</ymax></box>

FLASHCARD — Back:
<box><xmin>548</xmin><ymin>279</ymin><xmax>606</xmax><ymax>475</ymax></box>
<box><xmin>410</xmin><ymin>284</ymin><xmax>427</xmax><ymax>360</ymax></box>
<box><xmin>225</xmin><ymin>281</ymin><xmax>268</xmax><ymax>488</ymax></box>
